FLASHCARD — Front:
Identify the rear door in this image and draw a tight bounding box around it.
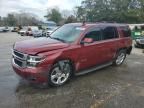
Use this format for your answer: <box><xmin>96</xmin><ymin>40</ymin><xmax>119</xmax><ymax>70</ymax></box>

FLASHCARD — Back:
<box><xmin>98</xmin><ymin>26</ymin><xmax>119</xmax><ymax>63</ymax></box>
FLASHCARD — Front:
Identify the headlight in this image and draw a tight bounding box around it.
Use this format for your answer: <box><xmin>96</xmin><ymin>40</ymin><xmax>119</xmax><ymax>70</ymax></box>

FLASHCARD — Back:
<box><xmin>27</xmin><ymin>55</ymin><xmax>43</xmax><ymax>67</ymax></box>
<box><xmin>136</xmin><ymin>39</ymin><xmax>140</xmax><ymax>43</ymax></box>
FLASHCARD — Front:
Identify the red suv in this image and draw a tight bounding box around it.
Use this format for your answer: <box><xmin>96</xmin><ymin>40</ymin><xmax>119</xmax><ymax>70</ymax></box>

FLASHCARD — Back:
<box><xmin>12</xmin><ymin>23</ymin><xmax>132</xmax><ymax>86</ymax></box>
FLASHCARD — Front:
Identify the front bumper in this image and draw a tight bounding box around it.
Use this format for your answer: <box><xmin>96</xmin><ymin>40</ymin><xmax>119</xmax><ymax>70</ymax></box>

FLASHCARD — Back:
<box><xmin>135</xmin><ymin>42</ymin><xmax>144</xmax><ymax>48</ymax></box>
<box><xmin>12</xmin><ymin>61</ymin><xmax>52</xmax><ymax>83</ymax></box>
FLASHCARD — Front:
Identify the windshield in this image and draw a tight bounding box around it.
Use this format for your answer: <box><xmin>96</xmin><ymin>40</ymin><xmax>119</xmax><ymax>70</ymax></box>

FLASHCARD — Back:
<box><xmin>50</xmin><ymin>25</ymin><xmax>85</xmax><ymax>43</ymax></box>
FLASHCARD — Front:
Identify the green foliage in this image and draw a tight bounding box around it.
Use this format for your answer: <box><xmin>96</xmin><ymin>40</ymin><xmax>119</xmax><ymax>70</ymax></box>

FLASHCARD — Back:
<box><xmin>45</xmin><ymin>8</ymin><xmax>62</xmax><ymax>24</ymax></box>
<box><xmin>7</xmin><ymin>14</ymin><xmax>17</xmax><ymax>26</ymax></box>
<box><xmin>0</xmin><ymin>13</ymin><xmax>40</xmax><ymax>26</ymax></box>
<box><xmin>65</xmin><ymin>15</ymin><xmax>77</xmax><ymax>24</ymax></box>
<box><xmin>76</xmin><ymin>0</ymin><xmax>144</xmax><ymax>23</ymax></box>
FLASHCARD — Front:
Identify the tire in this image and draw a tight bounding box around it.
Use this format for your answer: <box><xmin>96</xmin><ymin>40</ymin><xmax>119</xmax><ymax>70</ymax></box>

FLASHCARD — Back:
<box><xmin>134</xmin><ymin>44</ymin><xmax>138</xmax><ymax>48</ymax></box>
<box><xmin>134</xmin><ymin>44</ymin><xmax>137</xmax><ymax>48</ymax></box>
<box><xmin>48</xmin><ymin>60</ymin><xmax>72</xmax><ymax>86</ymax></box>
<box><xmin>113</xmin><ymin>50</ymin><xmax>126</xmax><ymax>66</ymax></box>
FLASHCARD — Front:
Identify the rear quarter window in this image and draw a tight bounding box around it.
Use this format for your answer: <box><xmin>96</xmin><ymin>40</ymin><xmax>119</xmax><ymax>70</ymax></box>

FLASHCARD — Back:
<box><xmin>120</xmin><ymin>26</ymin><xmax>131</xmax><ymax>37</ymax></box>
<box><xmin>102</xmin><ymin>27</ymin><xmax>118</xmax><ymax>40</ymax></box>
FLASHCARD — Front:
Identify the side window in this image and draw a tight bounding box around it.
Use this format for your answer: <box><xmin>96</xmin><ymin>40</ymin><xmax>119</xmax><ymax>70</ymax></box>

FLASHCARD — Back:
<box><xmin>102</xmin><ymin>27</ymin><xmax>118</xmax><ymax>40</ymax></box>
<box><xmin>84</xmin><ymin>29</ymin><xmax>102</xmax><ymax>42</ymax></box>
<box><xmin>121</xmin><ymin>26</ymin><xmax>131</xmax><ymax>37</ymax></box>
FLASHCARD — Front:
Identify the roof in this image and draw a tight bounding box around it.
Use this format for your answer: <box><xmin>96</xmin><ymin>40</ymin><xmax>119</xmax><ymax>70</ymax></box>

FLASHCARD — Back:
<box><xmin>66</xmin><ymin>22</ymin><xmax>128</xmax><ymax>28</ymax></box>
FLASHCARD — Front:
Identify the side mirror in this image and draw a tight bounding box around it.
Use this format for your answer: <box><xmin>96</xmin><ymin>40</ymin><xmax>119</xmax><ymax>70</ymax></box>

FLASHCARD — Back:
<box><xmin>81</xmin><ymin>38</ymin><xmax>94</xmax><ymax>44</ymax></box>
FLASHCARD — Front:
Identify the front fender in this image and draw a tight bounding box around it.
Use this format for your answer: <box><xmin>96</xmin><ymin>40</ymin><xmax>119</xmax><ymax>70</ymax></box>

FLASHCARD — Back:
<box><xmin>38</xmin><ymin>50</ymin><xmax>63</xmax><ymax>67</ymax></box>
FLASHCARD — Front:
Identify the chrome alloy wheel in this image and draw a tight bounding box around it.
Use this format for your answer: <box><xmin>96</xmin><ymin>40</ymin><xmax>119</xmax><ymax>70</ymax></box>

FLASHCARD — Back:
<box><xmin>116</xmin><ymin>52</ymin><xmax>125</xmax><ymax>65</ymax></box>
<box><xmin>50</xmin><ymin>62</ymin><xmax>71</xmax><ymax>85</ymax></box>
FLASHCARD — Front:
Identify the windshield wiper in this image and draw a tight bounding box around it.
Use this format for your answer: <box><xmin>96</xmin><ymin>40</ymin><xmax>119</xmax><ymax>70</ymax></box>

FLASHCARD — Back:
<box><xmin>51</xmin><ymin>37</ymin><xmax>66</xmax><ymax>43</ymax></box>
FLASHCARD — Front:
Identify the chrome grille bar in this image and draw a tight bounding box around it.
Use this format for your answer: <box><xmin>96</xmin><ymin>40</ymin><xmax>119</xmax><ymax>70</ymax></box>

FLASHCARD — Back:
<box><xmin>12</xmin><ymin>50</ymin><xmax>27</xmax><ymax>68</ymax></box>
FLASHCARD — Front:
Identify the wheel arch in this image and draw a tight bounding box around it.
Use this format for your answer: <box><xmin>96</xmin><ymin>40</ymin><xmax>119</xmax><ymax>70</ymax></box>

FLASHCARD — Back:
<box><xmin>117</xmin><ymin>46</ymin><xmax>132</xmax><ymax>55</ymax></box>
<box><xmin>126</xmin><ymin>46</ymin><xmax>132</xmax><ymax>55</ymax></box>
<box><xmin>52</xmin><ymin>57</ymin><xmax>76</xmax><ymax>75</ymax></box>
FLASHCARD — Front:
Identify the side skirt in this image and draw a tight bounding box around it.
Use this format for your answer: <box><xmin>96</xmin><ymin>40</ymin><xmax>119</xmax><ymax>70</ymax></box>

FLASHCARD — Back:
<box><xmin>75</xmin><ymin>62</ymin><xmax>113</xmax><ymax>76</ymax></box>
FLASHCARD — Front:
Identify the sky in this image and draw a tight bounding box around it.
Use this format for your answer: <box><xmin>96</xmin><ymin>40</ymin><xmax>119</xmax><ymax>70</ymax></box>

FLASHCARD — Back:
<box><xmin>0</xmin><ymin>0</ymin><xmax>82</xmax><ymax>20</ymax></box>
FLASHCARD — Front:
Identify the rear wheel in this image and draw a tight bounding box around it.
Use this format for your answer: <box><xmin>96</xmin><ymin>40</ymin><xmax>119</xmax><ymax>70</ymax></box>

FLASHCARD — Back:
<box><xmin>134</xmin><ymin>44</ymin><xmax>138</xmax><ymax>48</ymax></box>
<box><xmin>113</xmin><ymin>50</ymin><xmax>126</xmax><ymax>66</ymax></box>
<box><xmin>48</xmin><ymin>60</ymin><xmax>72</xmax><ymax>86</ymax></box>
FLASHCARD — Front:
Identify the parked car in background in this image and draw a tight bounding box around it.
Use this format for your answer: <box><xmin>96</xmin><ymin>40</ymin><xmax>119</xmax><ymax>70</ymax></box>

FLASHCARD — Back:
<box><xmin>134</xmin><ymin>37</ymin><xmax>144</xmax><ymax>48</ymax></box>
<box><xmin>11</xmin><ymin>27</ymin><xmax>18</xmax><ymax>32</ymax></box>
<box><xmin>38</xmin><ymin>21</ymin><xmax>57</xmax><ymax>30</ymax></box>
<box><xmin>3</xmin><ymin>27</ymin><xmax>9</xmax><ymax>32</ymax></box>
<box><xmin>19</xmin><ymin>28</ymin><xmax>28</xmax><ymax>36</ymax></box>
<box><xmin>130</xmin><ymin>25</ymin><xmax>144</xmax><ymax>48</ymax></box>
<box><xmin>25</xmin><ymin>27</ymin><xmax>32</xmax><ymax>36</ymax></box>
<box><xmin>47</xmin><ymin>27</ymin><xmax>58</xmax><ymax>35</ymax></box>
<box><xmin>33</xmin><ymin>30</ymin><xmax>43</xmax><ymax>38</ymax></box>
<box><xmin>0</xmin><ymin>27</ymin><xmax>9</xmax><ymax>32</ymax></box>
<box><xmin>17</xmin><ymin>25</ymin><xmax>23</xmax><ymax>33</ymax></box>
<box><xmin>131</xmin><ymin>25</ymin><xmax>144</xmax><ymax>39</ymax></box>
<box><xmin>12</xmin><ymin>23</ymin><xmax>132</xmax><ymax>87</ymax></box>
<box><xmin>42</xmin><ymin>27</ymin><xmax>58</xmax><ymax>37</ymax></box>
<box><xmin>26</xmin><ymin>27</ymin><xmax>39</xmax><ymax>36</ymax></box>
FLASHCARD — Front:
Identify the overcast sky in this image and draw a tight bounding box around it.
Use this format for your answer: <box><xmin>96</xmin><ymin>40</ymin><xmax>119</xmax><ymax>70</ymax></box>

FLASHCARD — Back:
<box><xmin>0</xmin><ymin>0</ymin><xmax>82</xmax><ymax>20</ymax></box>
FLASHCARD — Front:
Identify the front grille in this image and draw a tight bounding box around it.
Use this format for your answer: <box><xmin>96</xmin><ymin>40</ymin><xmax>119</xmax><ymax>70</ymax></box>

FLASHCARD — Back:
<box><xmin>12</xmin><ymin>50</ymin><xmax>27</xmax><ymax>68</ymax></box>
<box><xmin>140</xmin><ymin>39</ymin><xmax>144</xmax><ymax>44</ymax></box>
<box><xmin>14</xmin><ymin>50</ymin><xmax>24</xmax><ymax>58</ymax></box>
<box><xmin>14</xmin><ymin>59</ymin><xmax>23</xmax><ymax>67</ymax></box>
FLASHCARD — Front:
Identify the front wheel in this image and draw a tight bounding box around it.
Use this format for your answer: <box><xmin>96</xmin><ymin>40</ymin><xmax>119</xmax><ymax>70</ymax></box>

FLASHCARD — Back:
<box><xmin>113</xmin><ymin>50</ymin><xmax>126</xmax><ymax>66</ymax></box>
<box><xmin>48</xmin><ymin>60</ymin><xmax>72</xmax><ymax>86</ymax></box>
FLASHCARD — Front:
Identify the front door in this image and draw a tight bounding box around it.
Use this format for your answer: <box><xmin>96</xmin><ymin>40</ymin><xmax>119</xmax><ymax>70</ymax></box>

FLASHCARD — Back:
<box><xmin>77</xmin><ymin>27</ymin><xmax>103</xmax><ymax>71</ymax></box>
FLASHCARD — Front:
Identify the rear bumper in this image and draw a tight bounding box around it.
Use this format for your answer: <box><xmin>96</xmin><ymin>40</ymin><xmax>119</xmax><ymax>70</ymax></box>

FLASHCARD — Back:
<box><xmin>12</xmin><ymin>63</ymin><xmax>52</xmax><ymax>84</ymax></box>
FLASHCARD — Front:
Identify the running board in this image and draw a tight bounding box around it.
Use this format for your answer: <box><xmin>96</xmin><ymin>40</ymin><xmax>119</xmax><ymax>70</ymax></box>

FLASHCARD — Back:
<box><xmin>75</xmin><ymin>62</ymin><xmax>113</xmax><ymax>76</ymax></box>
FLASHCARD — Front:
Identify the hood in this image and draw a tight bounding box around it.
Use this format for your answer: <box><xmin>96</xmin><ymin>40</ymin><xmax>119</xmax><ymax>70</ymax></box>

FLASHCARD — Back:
<box><xmin>135</xmin><ymin>36</ymin><xmax>144</xmax><ymax>39</ymax></box>
<box><xmin>14</xmin><ymin>37</ymin><xmax>70</xmax><ymax>55</ymax></box>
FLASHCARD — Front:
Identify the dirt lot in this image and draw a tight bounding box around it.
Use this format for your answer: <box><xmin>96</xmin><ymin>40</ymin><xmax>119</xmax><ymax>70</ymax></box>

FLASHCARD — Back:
<box><xmin>0</xmin><ymin>32</ymin><xmax>144</xmax><ymax>108</ymax></box>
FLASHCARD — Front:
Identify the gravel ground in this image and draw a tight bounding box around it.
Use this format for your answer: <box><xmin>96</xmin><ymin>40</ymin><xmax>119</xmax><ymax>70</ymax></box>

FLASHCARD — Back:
<box><xmin>0</xmin><ymin>32</ymin><xmax>144</xmax><ymax>108</ymax></box>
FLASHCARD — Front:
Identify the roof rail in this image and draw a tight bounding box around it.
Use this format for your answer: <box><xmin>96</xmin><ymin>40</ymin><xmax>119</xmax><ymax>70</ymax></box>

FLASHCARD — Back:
<box><xmin>96</xmin><ymin>21</ymin><xmax>117</xmax><ymax>23</ymax></box>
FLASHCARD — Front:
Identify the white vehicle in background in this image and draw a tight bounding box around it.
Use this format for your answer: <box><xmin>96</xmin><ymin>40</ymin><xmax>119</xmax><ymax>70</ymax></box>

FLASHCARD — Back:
<box><xmin>33</xmin><ymin>27</ymin><xmax>58</xmax><ymax>38</ymax></box>
<box><xmin>26</xmin><ymin>26</ymin><xmax>39</xmax><ymax>36</ymax></box>
<box><xmin>47</xmin><ymin>27</ymin><xmax>58</xmax><ymax>34</ymax></box>
<box><xmin>19</xmin><ymin>28</ymin><xmax>27</xmax><ymax>36</ymax></box>
<box><xmin>38</xmin><ymin>21</ymin><xmax>58</xmax><ymax>36</ymax></box>
<box><xmin>0</xmin><ymin>27</ymin><xmax>9</xmax><ymax>32</ymax></box>
<box><xmin>33</xmin><ymin>30</ymin><xmax>43</xmax><ymax>38</ymax></box>
<box><xmin>19</xmin><ymin>26</ymin><xmax>39</xmax><ymax>36</ymax></box>
<box><xmin>43</xmin><ymin>27</ymin><xmax>58</xmax><ymax>37</ymax></box>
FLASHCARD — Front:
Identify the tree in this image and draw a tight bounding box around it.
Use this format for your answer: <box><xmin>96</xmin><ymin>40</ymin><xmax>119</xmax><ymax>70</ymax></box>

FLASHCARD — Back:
<box><xmin>45</xmin><ymin>8</ymin><xmax>62</xmax><ymax>24</ymax></box>
<box><xmin>65</xmin><ymin>15</ymin><xmax>77</xmax><ymax>24</ymax></box>
<box><xmin>7</xmin><ymin>14</ymin><xmax>17</xmax><ymax>26</ymax></box>
<box><xmin>14</xmin><ymin>12</ymin><xmax>40</xmax><ymax>26</ymax></box>
<box><xmin>61</xmin><ymin>10</ymin><xmax>71</xmax><ymax>19</ymax></box>
<box><xmin>75</xmin><ymin>0</ymin><xmax>144</xmax><ymax>23</ymax></box>
<box><xmin>0</xmin><ymin>12</ymin><xmax>40</xmax><ymax>26</ymax></box>
<box><xmin>75</xmin><ymin>6</ymin><xmax>86</xmax><ymax>21</ymax></box>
